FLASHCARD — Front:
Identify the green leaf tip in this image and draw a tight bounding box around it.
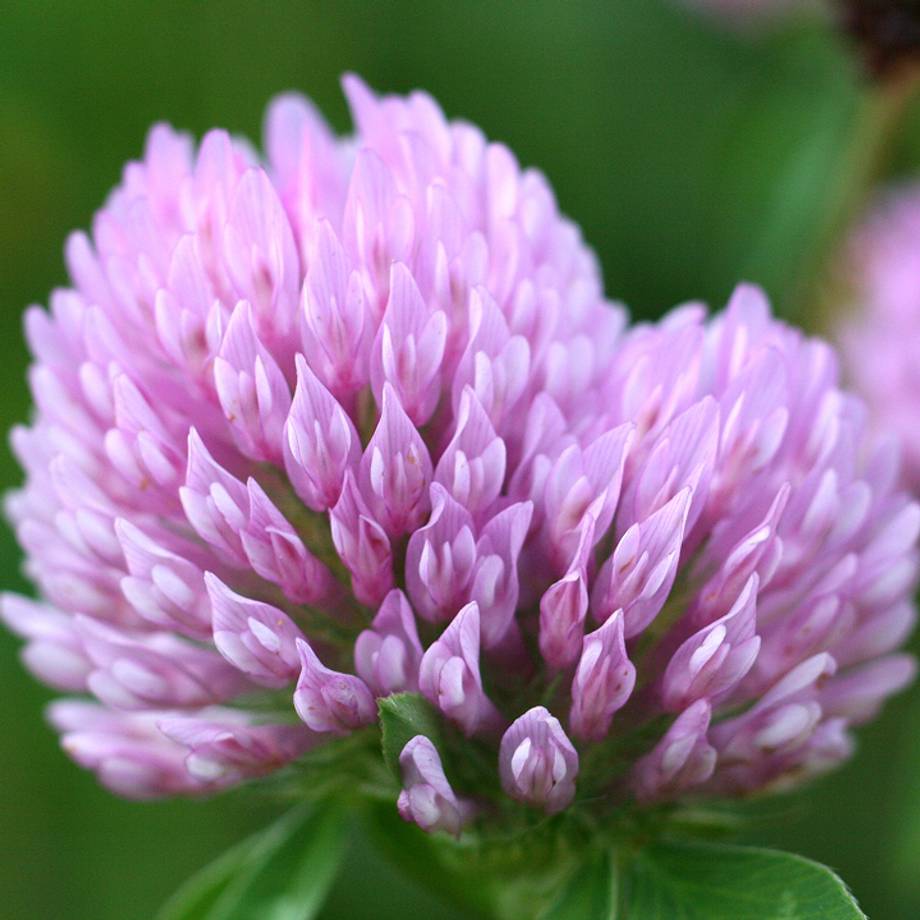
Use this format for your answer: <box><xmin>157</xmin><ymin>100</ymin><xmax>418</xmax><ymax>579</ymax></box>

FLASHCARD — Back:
<box><xmin>622</xmin><ymin>839</ymin><xmax>865</xmax><ymax>920</ymax></box>
<box><xmin>155</xmin><ymin>802</ymin><xmax>348</xmax><ymax>920</ymax></box>
<box><xmin>378</xmin><ymin>692</ymin><xmax>443</xmax><ymax>779</ymax></box>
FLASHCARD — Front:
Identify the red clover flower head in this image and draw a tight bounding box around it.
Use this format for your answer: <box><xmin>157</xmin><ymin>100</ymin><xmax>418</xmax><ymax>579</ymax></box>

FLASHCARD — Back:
<box><xmin>3</xmin><ymin>79</ymin><xmax>917</xmax><ymax>833</ymax></box>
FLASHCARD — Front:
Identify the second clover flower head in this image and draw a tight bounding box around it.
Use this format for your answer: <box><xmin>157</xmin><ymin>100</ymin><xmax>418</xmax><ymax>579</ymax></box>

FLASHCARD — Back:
<box><xmin>2</xmin><ymin>76</ymin><xmax>918</xmax><ymax>837</ymax></box>
<box><xmin>840</xmin><ymin>182</ymin><xmax>920</xmax><ymax>495</ymax></box>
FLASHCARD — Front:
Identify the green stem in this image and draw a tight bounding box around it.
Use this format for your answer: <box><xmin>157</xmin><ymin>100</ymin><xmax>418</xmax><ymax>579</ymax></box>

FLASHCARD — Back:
<box><xmin>799</xmin><ymin>66</ymin><xmax>920</xmax><ymax>333</ymax></box>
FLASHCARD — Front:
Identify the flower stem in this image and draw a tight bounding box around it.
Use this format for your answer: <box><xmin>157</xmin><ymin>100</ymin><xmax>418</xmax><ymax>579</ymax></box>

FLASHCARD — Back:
<box><xmin>797</xmin><ymin>65</ymin><xmax>920</xmax><ymax>333</ymax></box>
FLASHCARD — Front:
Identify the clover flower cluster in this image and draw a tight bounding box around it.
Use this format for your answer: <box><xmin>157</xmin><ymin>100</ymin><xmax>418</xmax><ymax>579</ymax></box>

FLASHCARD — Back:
<box><xmin>3</xmin><ymin>79</ymin><xmax>917</xmax><ymax>833</ymax></box>
<box><xmin>841</xmin><ymin>183</ymin><xmax>920</xmax><ymax>494</ymax></box>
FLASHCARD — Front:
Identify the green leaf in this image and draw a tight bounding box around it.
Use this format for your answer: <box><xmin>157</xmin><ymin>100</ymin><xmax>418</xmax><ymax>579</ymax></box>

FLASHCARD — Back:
<box><xmin>623</xmin><ymin>840</ymin><xmax>866</xmax><ymax>920</ymax></box>
<box><xmin>155</xmin><ymin>836</ymin><xmax>253</xmax><ymax>920</ymax></box>
<box><xmin>360</xmin><ymin>799</ymin><xmax>492</xmax><ymax>919</ymax></box>
<box><xmin>155</xmin><ymin>803</ymin><xmax>347</xmax><ymax>920</ymax></box>
<box><xmin>540</xmin><ymin>848</ymin><xmax>618</xmax><ymax>920</ymax></box>
<box><xmin>378</xmin><ymin>692</ymin><xmax>442</xmax><ymax>779</ymax></box>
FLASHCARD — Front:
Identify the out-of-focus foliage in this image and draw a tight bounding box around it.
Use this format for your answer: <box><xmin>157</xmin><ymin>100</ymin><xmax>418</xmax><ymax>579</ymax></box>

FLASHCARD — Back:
<box><xmin>1</xmin><ymin>1</ymin><xmax>918</xmax><ymax>917</ymax></box>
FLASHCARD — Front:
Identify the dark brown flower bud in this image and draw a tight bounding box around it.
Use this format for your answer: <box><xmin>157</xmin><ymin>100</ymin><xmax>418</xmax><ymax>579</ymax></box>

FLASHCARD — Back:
<box><xmin>836</xmin><ymin>0</ymin><xmax>920</xmax><ymax>79</ymax></box>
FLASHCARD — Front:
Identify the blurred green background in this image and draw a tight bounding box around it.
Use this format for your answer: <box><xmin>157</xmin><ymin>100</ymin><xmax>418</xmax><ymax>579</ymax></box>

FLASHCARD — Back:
<box><xmin>2</xmin><ymin>1</ymin><xmax>920</xmax><ymax>917</ymax></box>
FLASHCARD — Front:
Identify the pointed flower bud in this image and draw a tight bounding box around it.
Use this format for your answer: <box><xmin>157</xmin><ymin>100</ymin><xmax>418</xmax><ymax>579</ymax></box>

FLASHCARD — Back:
<box><xmin>49</xmin><ymin>701</ymin><xmax>207</xmax><ymax>799</ymax></box>
<box><xmin>419</xmin><ymin>602</ymin><xmax>502</xmax><ymax>736</ymax></box>
<box><xmin>692</xmin><ymin>485</ymin><xmax>788</xmax><ymax>625</ymax></box>
<box><xmin>264</xmin><ymin>94</ymin><xmax>345</xmax><ymax>252</ymax></box>
<box><xmin>435</xmin><ymin>387</ymin><xmax>506</xmax><ymax>517</ymax></box>
<box><xmin>340</xmin><ymin>147</ymin><xmax>413</xmax><ymax>314</ymax></box>
<box><xmin>300</xmin><ymin>219</ymin><xmax>370</xmax><ymax>397</ymax></box>
<box><xmin>593</xmin><ymin>488</ymin><xmax>691</xmax><ymax>637</ymax></box>
<box><xmin>659</xmin><ymin>574</ymin><xmax>760</xmax><ymax>712</ymax></box>
<box><xmin>213</xmin><ymin>300</ymin><xmax>292</xmax><ymax>463</ymax></box>
<box><xmin>222</xmin><ymin>169</ymin><xmax>300</xmax><ymax>349</ymax></box>
<box><xmin>206</xmin><ymin>574</ymin><xmax>304</xmax><ymax>687</ymax></box>
<box><xmin>471</xmin><ymin>501</ymin><xmax>532</xmax><ymax>648</ymax></box>
<box><xmin>180</xmin><ymin>429</ymin><xmax>250</xmax><ymax>565</ymax></box>
<box><xmin>819</xmin><ymin>653</ymin><xmax>916</xmax><ymax>726</ymax></box>
<box><xmin>104</xmin><ymin>372</ymin><xmax>187</xmax><ymax>495</ymax></box>
<box><xmin>542</xmin><ymin>424</ymin><xmax>633</xmax><ymax>570</ymax></box>
<box><xmin>539</xmin><ymin>516</ymin><xmax>594</xmax><ymax>669</ymax></box>
<box><xmin>354</xmin><ymin>589</ymin><xmax>424</xmax><ymax>696</ymax></box>
<box><xmin>0</xmin><ymin>594</ymin><xmax>91</xmax><ymax>691</ymax></box>
<box><xmin>371</xmin><ymin>263</ymin><xmax>447</xmax><ymax>425</ymax></box>
<box><xmin>241</xmin><ymin>478</ymin><xmax>335</xmax><ymax>604</ymax></box>
<box><xmin>451</xmin><ymin>289</ymin><xmax>530</xmax><ymax>430</ymax></box>
<box><xmin>76</xmin><ymin>615</ymin><xmax>246</xmax><ymax>710</ymax></box>
<box><xmin>158</xmin><ymin>712</ymin><xmax>316</xmax><ymax>782</ymax></box>
<box><xmin>711</xmin><ymin>653</ymin><xmax>837</xmax><ymax>785</ymax></box>
<box><xmin>283</xmin><ymin>353</ymin><xmax>360</xmax><ymax>511</ymax></box>
<box><xmin>619</xmin><ymin>397</ymin><xmax>718</xmax><ymax>535</ymax></box>
<box><xmin>633</xmin><ymin>700</ymin><xmax>717</xmax><ymax>802</ymax></box>
<box><xmin>294</xmin><ymin>638</ymin><xmax>377</xmax><ymax>734</ymax></box>
<box><xmin>329</xmin><ymin>471</ymin><xmax>394</xmax><ymax>607</ymax></box>
<box><xmin>397</xmin><ymin>735</ymin><xmax>473</xmax><ymax>836</ymax></box>
<box><xmin>570</xmin><ymin>611</ymin><xmax>636</xmax><ymax>741</ymax></box>
<box><xmin>405</xmin><ymin>484</ymin><xmax>477</xmax><ymax>623</ymax></box>
<box><xmin>116</xmin><ymin>520</ymin><xmax>213</xmax><ymax>640</ymax></box>
<box><xmin>358</xmin><ymin>384</ymin><xmax>432</xmax><ymax>536</ymax></box>
<box><xmin>499</xmin><ymin>706</ymin><xmax>579</xmax><ymax>814</ymax></box>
